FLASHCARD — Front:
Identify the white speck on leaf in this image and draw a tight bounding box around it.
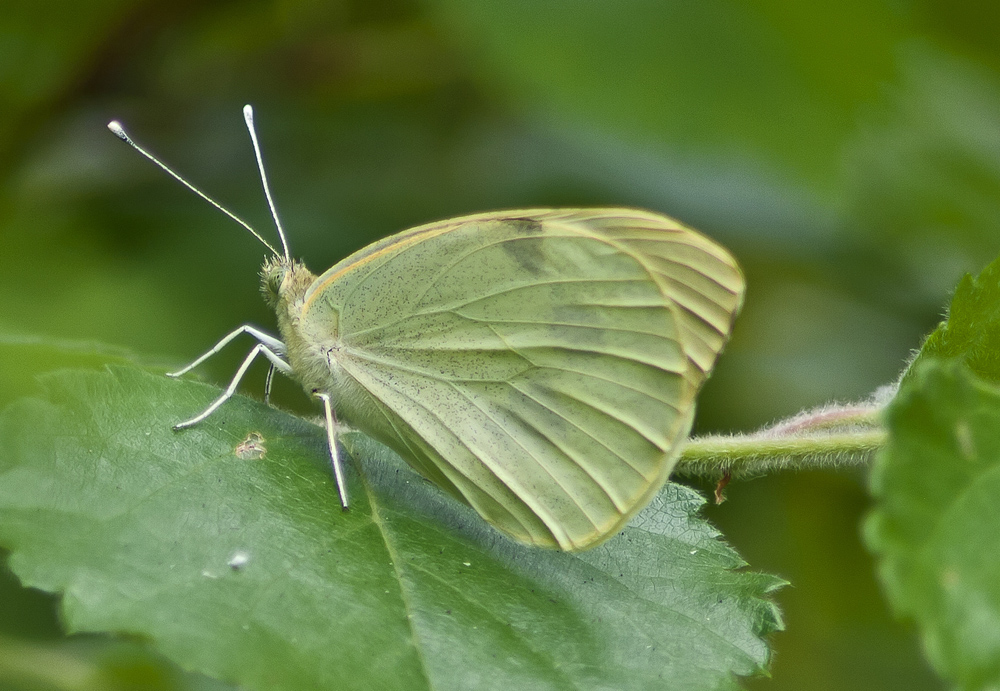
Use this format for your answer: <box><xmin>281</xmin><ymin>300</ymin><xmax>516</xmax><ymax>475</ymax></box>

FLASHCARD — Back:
<box><xmin>229</xmin><ymin>551</ymin><xmax>250</xmax><ymax>570</ymax></box>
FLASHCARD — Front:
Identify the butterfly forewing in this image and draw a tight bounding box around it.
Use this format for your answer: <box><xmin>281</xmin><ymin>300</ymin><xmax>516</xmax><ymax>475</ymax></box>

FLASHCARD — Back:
<box><xmin>300</xmin><ymin>209</ymin><xmax>744</xmax><ymax>550</ymax></box>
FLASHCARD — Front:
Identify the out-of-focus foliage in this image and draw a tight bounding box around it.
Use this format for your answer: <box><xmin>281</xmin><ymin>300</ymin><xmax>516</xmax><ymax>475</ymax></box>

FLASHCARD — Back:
<box><xmin>866</xmin><ymin>251</ymin><xmax>1000</xmax><ymax>691</ymax></box>
<box><xmin>3</xmin><ymin>0</ymin><xmax>1000</xmax><ymax>688</ymax></box>
<box><xmin>0</xmin><ymin>633</ymin><xmax>234</xmax><ymax>691</ymax></box>
<box><xmin>868</xmin><ymin>360</ymin><xmax>1000</xmax><ymax>691</ymax></box>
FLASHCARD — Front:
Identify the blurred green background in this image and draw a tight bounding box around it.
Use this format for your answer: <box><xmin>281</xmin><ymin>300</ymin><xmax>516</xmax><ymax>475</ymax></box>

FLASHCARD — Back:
<box><xmin>6</xmin><ymin>0</ymin><xmax>1000</xmax><ymax>688</ymax></box>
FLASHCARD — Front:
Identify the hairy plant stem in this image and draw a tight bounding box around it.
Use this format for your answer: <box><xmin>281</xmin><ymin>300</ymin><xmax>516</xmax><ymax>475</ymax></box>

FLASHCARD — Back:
<box><xmin>674</xmin><ymin>404</ymin><xmax>888</xmax><ymax>480</ymax></box>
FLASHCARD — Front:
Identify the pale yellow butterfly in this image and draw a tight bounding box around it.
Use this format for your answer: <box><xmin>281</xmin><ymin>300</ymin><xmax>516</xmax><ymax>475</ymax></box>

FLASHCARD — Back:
<box><xmin>109</xmin><ymin>106</ymin><xmax>744</xmax><ymax>551</ymax></box>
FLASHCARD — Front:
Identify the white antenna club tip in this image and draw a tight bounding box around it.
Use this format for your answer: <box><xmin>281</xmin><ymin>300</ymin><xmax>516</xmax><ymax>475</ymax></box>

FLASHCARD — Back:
<box><xmin>107</xmin><ymin>121</ymin><xmax>128</xmax><ymax>140</ymax></box>
<box><xmin>243</xmin><ymin>104</ymin><xmax>254</xmax><ymax>122</ymax></box>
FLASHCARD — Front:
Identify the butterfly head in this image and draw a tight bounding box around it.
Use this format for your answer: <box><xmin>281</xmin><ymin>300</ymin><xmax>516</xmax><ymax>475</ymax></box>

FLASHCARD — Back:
<box><xmin>260</xmin><ymin>256</ymin><xmax>314</xmax><ymax>310</ymax></box>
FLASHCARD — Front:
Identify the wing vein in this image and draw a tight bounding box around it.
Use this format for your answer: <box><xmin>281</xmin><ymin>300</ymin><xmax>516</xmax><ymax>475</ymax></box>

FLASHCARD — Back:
<box><xmin>337</xmin><ymin>358</ymin><xmax>557</xmax><ymax>544</ymax></box>
<box><xmin>505</xmin><ymin>381</ymin><xmax>652</xmax><ymax>486</ymax></box>
<box><xmin>509</xmin><ymin>379</ymin><xmax>671</xmax><ymax>457</ymax></box>
<box><xmin>444</xmin><ymin>382</ymin><xmax>604</xmax><ymax>535</ymax></box>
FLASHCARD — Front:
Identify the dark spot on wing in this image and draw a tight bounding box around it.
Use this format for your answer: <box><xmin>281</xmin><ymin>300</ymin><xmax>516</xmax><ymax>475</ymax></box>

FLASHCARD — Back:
<box><xmin>506</xmin><ymin>218</ymin><xmax>543</xmax><ymax>236</ymax></box>
<box><xmin>496</xmin><ymin>218</ymin><xmax>547</xmax><ymax>275</ymax></box>
<box><xmin>502</xmin><ymin>235</ymin><xmax>547</xmax><ymax>275</ymax></box>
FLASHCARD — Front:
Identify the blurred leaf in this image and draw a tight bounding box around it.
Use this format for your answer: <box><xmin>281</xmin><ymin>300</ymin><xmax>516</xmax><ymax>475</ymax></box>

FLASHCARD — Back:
<box><xmin>912</xmin><ymin>0</ymin><xmax>1000</xmax><ymax>69</ymax></box>
<box><xmin>843</xmin><ymin>46</ymin><xmax>1000</xmax><ymax>302</ymax></box>
<box><xmin>908</xmin><ymin>251</ymin><xmax>1000</xmax><ymax>385</ymax></box>
<box><xmin>0</xmin><ymin>332</ymin><xmax>146</xmax><ymax>410</ymax></box>
<box><xmin>0</xmin><ymin>634</ymin><xmax>235</xmax><ymax>691</ymax></box>
<box><xmin>0</xmin><ymin>0</ymin><xmax>135</xmax><ymax>167</ymax></box>
<box><xmin>865</xmin><ymin>360</ymin><xmax>1000</xmax><ymax>690</ymax></box>
<box><xmin>0</xmin><ymin>365</ymin><xmax>783</xmax><ymax>691</ymax></box>
<box><xmin>424</xmin><ymin>0</ymin><xmax>898</xmax><ymax>190</ymax></box>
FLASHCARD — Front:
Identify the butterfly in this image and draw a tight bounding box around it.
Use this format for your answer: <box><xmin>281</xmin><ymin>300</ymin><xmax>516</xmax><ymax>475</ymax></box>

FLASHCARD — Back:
<box><xmin>109</xmin><ymin>106</ymin><xmax>744</xmax><ymax>551</ymax></box>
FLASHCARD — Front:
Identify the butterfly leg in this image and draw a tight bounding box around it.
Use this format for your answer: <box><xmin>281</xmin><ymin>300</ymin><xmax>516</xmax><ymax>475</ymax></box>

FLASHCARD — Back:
<box><xmin>264</xmin><ymin>364</ymin><xmax>276</xmax><ymax>405</ymax></box>
<box><xmin>314</xmin><ymin>392</ymin><xmax>349</xmax><ymax>511</ymax></box>
<box><xmin>173</xmin><ymin>343</ymin><xmax>291</xmax><ymax>430</ymax></box>
<box><xmin>167</xmin><ymin>324</ymin><xmax>286</xmax><ymax>378</ymax></box>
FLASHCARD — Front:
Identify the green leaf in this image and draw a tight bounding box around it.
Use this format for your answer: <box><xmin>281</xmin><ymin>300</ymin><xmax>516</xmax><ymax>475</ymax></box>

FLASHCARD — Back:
<box><xmin>0</xmin><ymin>335</ymin><xmax>220</xmax><ymax>691</ymax></box>
<box><xmin>865</xmin><ymin>360</ymin><xmax>1000</xmax><ymax>689</ymax></box>
<box><xmin>0</xmin><ymin>364</ymin><xmax>782</xmax><ymax>691</ymax></box>
<box><xmin>909</xmin><ymin>252</ymin><xmax>1000</xmax><ymax>385</ymax></box>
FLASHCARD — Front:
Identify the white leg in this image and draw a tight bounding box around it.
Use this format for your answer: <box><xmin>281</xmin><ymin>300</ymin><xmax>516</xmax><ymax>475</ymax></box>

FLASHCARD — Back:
<box><xmin>173</xmin><ymin>343</ymin><xmax>291</xmax><ymax>430</ymax></box>
<box><xmin>168</xmin><ymin>324</ymin><xmax>286</xmax><ymax>378</ymax></box>
<box><xmin>315</xmin><ymin>392</ymin><xmax>349</xmax><ymax>510</ymax></box>
<box><xmin>264</xmin><ymin>364</ymin><xmax>276</xmax><ymax>405</ymax></box>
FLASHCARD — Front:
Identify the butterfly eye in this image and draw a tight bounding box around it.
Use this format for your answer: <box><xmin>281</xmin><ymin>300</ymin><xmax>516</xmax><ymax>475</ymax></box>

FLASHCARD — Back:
<box><xmin>260</xmin><ymin>261</ymin><xmax>286</xmax><ymax>305</ymax></box>
<box><xmin>267</xmin><ymin>271</ymin><xmax>283</xmax><ymax>294</ymax></box>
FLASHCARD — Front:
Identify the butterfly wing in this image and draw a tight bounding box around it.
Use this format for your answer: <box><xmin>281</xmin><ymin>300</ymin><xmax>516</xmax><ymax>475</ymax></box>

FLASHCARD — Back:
<box><xmin>299</xmin><ymin>209</ymin><xmax>743</xmax><ymax>550</ymax></box>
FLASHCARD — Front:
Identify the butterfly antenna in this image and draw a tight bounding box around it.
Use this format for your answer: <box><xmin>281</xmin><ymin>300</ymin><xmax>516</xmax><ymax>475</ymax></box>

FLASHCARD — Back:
<box><xmin>107</xmin><ymin>120</ymin><xmax>281</xmax><ymax>258</ymax></box>
<box><xmin>243</xmin><ymin>105</ymin><xmax>291</xmax><ymax>262</ymax></box>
